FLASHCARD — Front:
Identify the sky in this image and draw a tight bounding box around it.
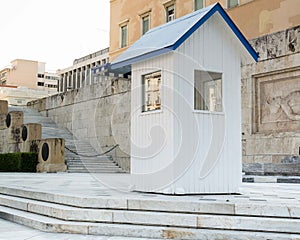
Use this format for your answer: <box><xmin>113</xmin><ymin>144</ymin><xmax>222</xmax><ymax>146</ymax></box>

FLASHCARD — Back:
<box><xmin>0</xmin><ymin>0</ymin><xmax>110</xmax><ymax>71</ymax></box>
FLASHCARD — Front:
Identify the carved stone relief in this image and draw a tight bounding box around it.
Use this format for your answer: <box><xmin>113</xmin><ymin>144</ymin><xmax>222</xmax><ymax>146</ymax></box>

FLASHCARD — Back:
<box><xmin>254</xmin><ymin>68</ymin><xmax>300</xmax><ymax>133</ymax></box>
<box><xmin>286</xmin><ymin>26</ymin><xmax>300</xmax><ymax>54</ymax></box>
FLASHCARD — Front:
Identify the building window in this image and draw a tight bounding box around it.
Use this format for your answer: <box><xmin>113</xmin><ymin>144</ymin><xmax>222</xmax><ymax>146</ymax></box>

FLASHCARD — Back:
<box><xmin>142</xmin><ymin>71</ymin><xmax>161</xmax><ymax>112</ymax></box>
<box><xmin>37</xmin><ymin>74</ymin><xmax>44</xmax><ymax>78</ymax></box>
<box><xmin>194</xmin><ymin>0</ymin><xmax>204</xmax><ymax>10</ymax></box>
<box><xmin>120</xmin><ymin>25</ymin><xmax>128</xmax><ymax>48</ymax></box>
<box><xmin>166</xmin><ymin>5</ymin><xmax>175</xmax><ymax>22</ymax></box>
<box><xmin>227</xmin><ymin>0</ymin><xmax>238</xmax><ymax>8</ymax></box>
<box><xmin>194</xmin><ymin>70</ymin><xmax>222</xmax><ymax>112</ymax></box>
<box><xmin>142</xmin><ymin>15</ymin><xmax>150</xmax><ymax>35</ymax></box>
<box><xmin>37</xmin><ymin>82</ymin><xmax>44</xmax><ymax>86</ymax></box>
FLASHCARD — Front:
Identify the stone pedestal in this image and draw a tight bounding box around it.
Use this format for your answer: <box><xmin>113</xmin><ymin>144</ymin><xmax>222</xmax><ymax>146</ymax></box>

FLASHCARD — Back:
<box><xmin>20</xmin><ymin>123</ymin><xmax>42</xmax><ymax>153</ymax></box>
<box><xmin>37</xmin><ymin>138</ymin><xmax>67</xmax><ymax>173</ymax></box>
<box><xmin>0</xmin><ymin>100</ymin><xmax>8</xmax><ymax>130</ymax></box>
<box><xmin>3</xmin><ymin>111</ymin><xmax>24</xmax><ymax>153</ymax></box>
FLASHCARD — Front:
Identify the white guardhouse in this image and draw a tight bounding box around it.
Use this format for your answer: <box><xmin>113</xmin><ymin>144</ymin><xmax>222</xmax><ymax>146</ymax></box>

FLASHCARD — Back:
<box><xmin>112</xmin><ymin>3</ymin><xmax>258</xmax><ymax>194</ymax></box>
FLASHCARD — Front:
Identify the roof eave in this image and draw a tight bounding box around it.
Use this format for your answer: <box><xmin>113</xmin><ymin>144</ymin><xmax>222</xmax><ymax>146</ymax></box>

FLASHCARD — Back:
<box><xmin>111</xmin><ymin>47</ymin><xmax>173</xmax><ymax>70</ymax></box>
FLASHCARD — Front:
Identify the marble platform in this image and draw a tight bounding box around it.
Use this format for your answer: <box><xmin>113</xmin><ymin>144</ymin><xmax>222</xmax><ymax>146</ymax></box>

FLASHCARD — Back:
<box><xmin>0</xmin><ymin>173</ymin><xmax>299</xmax><ymax>239</ymax></box>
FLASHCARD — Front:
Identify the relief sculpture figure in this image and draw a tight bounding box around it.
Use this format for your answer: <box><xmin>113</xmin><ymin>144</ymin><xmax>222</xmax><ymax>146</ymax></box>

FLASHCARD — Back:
<box><xmin>266</xmin><ymin>91</ymin><xmax>300</xmax><ymax>121</ymax></box>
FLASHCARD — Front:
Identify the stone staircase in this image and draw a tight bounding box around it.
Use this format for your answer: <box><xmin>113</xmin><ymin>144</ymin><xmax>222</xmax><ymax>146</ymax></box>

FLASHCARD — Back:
<box><xmin>8</xmin><ymin>106</ymin><xmax>124</xmax><ymax>173</ymax></box>
<box><xmin>0</xmin><ymin>185</ymin><xmax>299</xmax><ymax>239</ymax></box>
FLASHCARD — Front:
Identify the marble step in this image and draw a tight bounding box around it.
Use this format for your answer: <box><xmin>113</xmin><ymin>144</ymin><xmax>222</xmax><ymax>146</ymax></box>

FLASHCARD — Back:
<box><xmin>1</xmin><ymin>206</ymin><xmax>299</xmax><ymax>239</ymax></box>
<box><xmin>0</xmin><ymin>186</ymin><xmax>299</xmax><ymax>218</ymax></box>
<box><xmin>66</xmin><ymin>158</ymin><xmax>116</xmax><ymax>162</ymax></box>
<box><xmin>66</xmin><ymin>156</ymin><xmax>113</xmax><ymax>159</ymax></box>
<box><xmin>67</xmin><ymin>167</ymin><xmax>123</xmax><ymax>172</ymax></box>
<box><xmin>67</xmin><ymin>164</ymin><xmax>121</xmax><ymax>168</ymax></box>
<box><xmin>65</xmin><ymin>158</ymin><xmax>115</xmax><ymax>162</ymax></box>
<box><xmin>66</xmin><ymin>162</ymin><xmax>117</xmax><ymax>165</ymax></box>
<box><xmin>67</xmin><ymin>165</ymin><xmax>121</xmax><ymax>169</ymax></box>
<box><xmin>67</xmin><ymin>169</ymin><xmax>125</xmax><ymax>173</ymax></box>
<box><xmin>0</xmin><ymin>194</ymin><xmax>299</xmax><ymax>234</ymax></box>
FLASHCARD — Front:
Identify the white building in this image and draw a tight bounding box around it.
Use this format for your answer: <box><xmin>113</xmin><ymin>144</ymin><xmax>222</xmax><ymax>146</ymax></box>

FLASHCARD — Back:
<box><xmin>58</xmin><ymin>48</ymin><xmax>109</xmax><ymax>92</ymax></box>
<box><xmin>0</xmin><ymin>85</ymin><xmax>55</xmax><ymax>106</ymax></box>
<box><xmin>112</xmin><ymin>3</ymin><xmax>258</xmax><ymax>194</ymax></box>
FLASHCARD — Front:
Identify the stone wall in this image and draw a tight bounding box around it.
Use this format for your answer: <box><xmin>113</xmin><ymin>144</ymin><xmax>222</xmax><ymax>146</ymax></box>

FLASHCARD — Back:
<box><xmin>28</xmin><ymin>76</ymin><xmax>131</xmax><ymax>172</ymax></box>
<box><xmin>242</xmin><ymin>25</ymin><xmax>300</xmax><ymax>175</ymax></box>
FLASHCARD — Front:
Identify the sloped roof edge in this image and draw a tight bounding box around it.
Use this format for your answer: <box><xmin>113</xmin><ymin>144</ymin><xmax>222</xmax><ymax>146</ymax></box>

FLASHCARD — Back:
<box><xmin>111</xmin><ymin>3</ymin><xmax>258</xmax><ymax>70</ymax></box>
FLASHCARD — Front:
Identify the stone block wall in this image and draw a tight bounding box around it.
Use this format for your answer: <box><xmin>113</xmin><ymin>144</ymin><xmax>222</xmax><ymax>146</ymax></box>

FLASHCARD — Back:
<box><xmin>242</xmin><ymin>25</ymin><xmax>300</xmax><ymax>175</ymax></box>
<box><xmin>28</xmin><ymin>76</ymin><xmax>131</xmax><ymax>172</ymax></box>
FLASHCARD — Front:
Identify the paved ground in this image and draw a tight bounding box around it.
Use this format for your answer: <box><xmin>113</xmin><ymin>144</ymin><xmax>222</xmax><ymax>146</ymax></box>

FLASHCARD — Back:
<box><xmin>0</xmin><ymin>172</ymin><xmax>299</xmax><ymax>239</ymax></box>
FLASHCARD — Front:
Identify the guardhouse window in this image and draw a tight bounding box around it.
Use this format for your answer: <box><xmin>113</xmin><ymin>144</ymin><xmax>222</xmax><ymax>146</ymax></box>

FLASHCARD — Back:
<box><xmin>194</xmin><ymin>0</ymin><xmax>204</xmax><ymax>11</ymax></box>
<box><xmin>194</xmin><ymin>70</ymin><xmax>222</xmax><ymax>112</ymax></box>
<box><xmin>142</xmin><ymin>71</ymin><xmax>161</xmax><ymax>112</ymax></box>
<box><xmin>227</xmin><ymin>0</ymin><xmax>238</xmax><ymax>8</ymax></box>
<box><xmin>120</xmin><ymin>25</ymin><xmax>128</xmax><ymax>48</ymax></box>
<box><xmin>166</xmin><ymin>5</ymin><xmax>175</xmax><ymax>22</ymax></box>
<box><xmin>142</xmin><ymin>15</ymin><xmax>150</xmax><ymax>35</ymax></box>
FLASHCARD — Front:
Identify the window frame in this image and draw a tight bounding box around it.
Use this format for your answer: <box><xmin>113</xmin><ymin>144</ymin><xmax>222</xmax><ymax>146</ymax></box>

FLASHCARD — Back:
<box><xmin>141</xmin><ymin>14</ymin><xmax>150</xmax><ymax>35</ymax></box>
<box><xmin>141</xmin><ymin>70</ymin><xmax>162</xmax><ymax>113</ymax></box>
<box><xmin>119</xmin><ymin>20</ymin><xmax>129</xmax><ymax>48</ymax></box>
<box><xmin>193</xmin><ymin>70</ymin><xmax>223</xmax><ymax>113</ymax></box>
<box><xmin>227</xmin><ymin>0</ymin><xmax>239</xmax><ymax>9</ymax></box>
<box><xmin>194</xmin><ymin>0</ymin><xmax>204</xmax><ymax>11</ymax></box>
<box><xmin>164</xmin><ymin>3</ymin><xmax>175</xmax><ymax>23</ymax></box>
<box><xmin>120</xmin><ymin>24</ymin><xmax>128</xmax><ymax>48</ymax></box>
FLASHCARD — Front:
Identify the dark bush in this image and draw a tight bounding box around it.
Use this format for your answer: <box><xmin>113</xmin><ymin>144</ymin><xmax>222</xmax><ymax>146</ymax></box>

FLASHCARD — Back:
<box><xmin>0</xmin><ymin>153</ymin><xmax>38</xmax><ymax>172</ymax></box>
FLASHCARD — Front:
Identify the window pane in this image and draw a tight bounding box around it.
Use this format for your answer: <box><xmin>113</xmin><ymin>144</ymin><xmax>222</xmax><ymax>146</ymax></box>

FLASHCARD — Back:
<box><xmin>121</xmin><ymin>25</ymin><xmax>128</xmax><ymax>48</ymax></box>
<box><xmin>142</xmin><ymin>16</ymin><xmax>149</xmax><ymax>35</ymax></box>
<box><xmin>142</xmin><ymin>71</ymin><xmax>161</xmax><ymax>112</ymax></box>
<box><xmin>194</xmin><ymin>70</ymin><xmax>222</xmax><ymax>112</ymax></box>
<box><xmin>228</xmin><ymin>0</ymin><xmax>238</xmax><ymax>8</ymax></box>
<box><xmin>195</xmin><ymin>0</ymin><xmax>203</xmax><ymax>10</ymax></box>
<box><xmin>166</xmin><ymin>5</ymin><xmax>175</xmax><ymax>22</ymax></box>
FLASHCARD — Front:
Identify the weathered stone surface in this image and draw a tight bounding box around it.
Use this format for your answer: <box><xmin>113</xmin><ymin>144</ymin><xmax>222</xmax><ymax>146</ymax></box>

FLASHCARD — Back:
<box><xmin>28</xmin><ymin>77</ymin><xmax>131</xmax><ymax>172</ymax></box>
<box><xmin>37</xmin><ymin>138</ymin><xmax>67</xmax><ymax>173</ymax></box>
<box><xmin>20</xmin><ymin>124</ymin><xmax>42</xmax><ymax>153</ymax></box>
<box><xmin>243</xmin><ymin>25</ymin><xmax>300</xmax><ymax>175</ymax></box>
<box><xmin>286</xmin><ymin>26</ymin><xmax>300</xmax><ymax>54</ymax></box>
<box><xmin>243</xmin><ymin>162</ymin><xmax>300</xmax><ymax>176</ymax></box>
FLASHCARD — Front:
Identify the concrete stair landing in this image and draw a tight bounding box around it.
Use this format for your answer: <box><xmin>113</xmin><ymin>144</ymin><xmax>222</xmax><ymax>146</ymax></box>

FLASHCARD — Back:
<box><xmin>8</xmin><ymin>106</ymin><xmax>124</xmax><ymax>173</ymax></box>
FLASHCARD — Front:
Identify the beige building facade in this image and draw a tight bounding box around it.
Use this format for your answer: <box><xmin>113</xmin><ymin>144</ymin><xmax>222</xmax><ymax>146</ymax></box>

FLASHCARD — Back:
<box><xmin>0</xmin><ymin>59</ymin><xmax>58</xmax><ymax>93</ymax></box>
<box><xmin>109</xmin><ymin>0</ymin><xmax>300</xmax><ymax>61</ymax></box>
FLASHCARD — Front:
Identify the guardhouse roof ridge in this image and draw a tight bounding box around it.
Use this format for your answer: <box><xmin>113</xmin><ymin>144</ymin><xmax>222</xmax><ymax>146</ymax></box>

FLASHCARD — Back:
<box><xmin>111</xmin><ymin>2</ymin><xmax>258</xmax><ymax>70</ymax></box>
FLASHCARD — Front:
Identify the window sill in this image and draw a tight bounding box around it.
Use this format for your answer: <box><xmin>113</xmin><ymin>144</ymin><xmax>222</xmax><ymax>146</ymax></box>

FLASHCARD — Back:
<box><xmin>193</xmin><ymin>110</ymin><xmax>225</xmax><ymax>115</ymax></box>
<box><xmin>140</xmin><ymin>109</ymin><xmax>163</xmax><ymax>116</ymax></box>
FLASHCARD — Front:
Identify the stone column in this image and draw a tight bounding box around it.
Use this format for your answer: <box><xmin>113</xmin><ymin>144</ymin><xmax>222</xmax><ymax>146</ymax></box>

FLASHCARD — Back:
<box><xmin>87</xmin><ymin>65</ymin><xmax>91</xmax><ymax>86</ymax></box>
<box><xmin>77</xmin><ymin>68</ymin><xmax>81</xmax><ymax>89</ymax></box>
<box><xmin>73</xmin><ymin>70</ymin><xmax>76</xmax><ymax>90</ymax></box>
<box><xmin>63</xmin><ymin>72</ymin><xmax>68</xmax><ymax>92</ymax></box>
<box><xmin>59</xmin><ymin>74</ymin><xmax>64</xmax><ymax>92</ymax></box>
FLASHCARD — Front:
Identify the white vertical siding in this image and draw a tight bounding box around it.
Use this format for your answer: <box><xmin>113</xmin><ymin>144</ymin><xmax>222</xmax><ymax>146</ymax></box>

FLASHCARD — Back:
<box><xmin>131</xmin><ymin>53</ymin><xmax>177</xmax><ymax>192</ymax></box>
<box><xmin>172</xmin><ymin>12</ymin><xmax>242</xmax><ymax>193</ymax></box>
<box><xmin>131</xmin><ymin>12</ymin><xmax>243</xmax><ymax>194</ymax></box>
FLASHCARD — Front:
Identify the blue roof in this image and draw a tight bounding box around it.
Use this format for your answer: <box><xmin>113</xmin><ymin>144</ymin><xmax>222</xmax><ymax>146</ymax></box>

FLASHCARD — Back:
<box><xmin>111</xmin><ymin>3</ymin><xmax>258</xmax><ymax>70</ymax></box>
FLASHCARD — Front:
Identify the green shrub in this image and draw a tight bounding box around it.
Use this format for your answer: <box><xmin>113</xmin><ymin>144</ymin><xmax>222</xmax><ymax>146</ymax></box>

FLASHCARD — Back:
<box><xmin>0</xmin><ymin>153</ymin><xmax>38</xmax><ymax>172</ymax></box>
